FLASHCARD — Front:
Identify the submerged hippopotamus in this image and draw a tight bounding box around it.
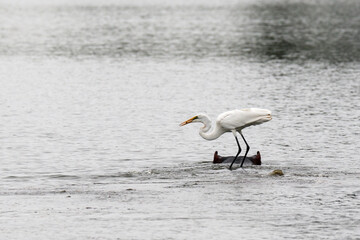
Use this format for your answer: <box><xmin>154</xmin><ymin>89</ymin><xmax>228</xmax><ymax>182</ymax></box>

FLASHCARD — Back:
<box><xmin>213</xmin><ymin>151</ymin><xmax>261</xmax><ymax>165</ymax></box>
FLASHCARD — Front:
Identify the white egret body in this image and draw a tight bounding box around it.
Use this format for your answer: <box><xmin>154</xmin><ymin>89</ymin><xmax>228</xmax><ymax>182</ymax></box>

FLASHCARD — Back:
<box><xmin>180</xmin><ymin>108</ymin><xmax>272</xmax><ymax>170</ymax></box>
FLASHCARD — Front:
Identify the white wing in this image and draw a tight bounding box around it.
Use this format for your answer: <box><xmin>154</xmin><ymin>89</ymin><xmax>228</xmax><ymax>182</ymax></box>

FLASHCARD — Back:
<box><xmin>217</xmin><ymin>108</ymin><xmax>271</xmax><ymax>131</ymax></box>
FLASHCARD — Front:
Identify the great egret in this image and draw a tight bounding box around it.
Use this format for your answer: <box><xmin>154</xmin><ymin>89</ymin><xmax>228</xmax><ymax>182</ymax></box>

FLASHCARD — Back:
<box><xmin>180</xmin><ymin>108</ymin><xmax>272</xmax><ymax>170</ymax></box>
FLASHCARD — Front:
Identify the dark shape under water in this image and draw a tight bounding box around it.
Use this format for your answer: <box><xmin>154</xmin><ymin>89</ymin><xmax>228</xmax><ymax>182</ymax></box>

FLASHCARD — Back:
<box><xmin>213</xmin><ymin>151</ymin><xmax>261</xmax><ymax>166</ymax></box>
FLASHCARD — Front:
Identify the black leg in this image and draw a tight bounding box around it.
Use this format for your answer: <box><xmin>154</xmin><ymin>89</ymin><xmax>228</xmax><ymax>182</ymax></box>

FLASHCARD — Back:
<box><xmin>229</xmin><ymin>136</ymin><xmax>241</xmax><ymax>170</ymax></box>
<box><xmin>239</xmin><ymin>132</ymin><xmax>250</xmax><ymax>168</ymax></box>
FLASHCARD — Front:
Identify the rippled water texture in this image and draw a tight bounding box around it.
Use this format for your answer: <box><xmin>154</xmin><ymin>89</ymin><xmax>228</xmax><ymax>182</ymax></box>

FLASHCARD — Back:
<box><xmin>0</xmin><ymin>0</ymin><xmax>359</xmax><ymax>239</ymax></box>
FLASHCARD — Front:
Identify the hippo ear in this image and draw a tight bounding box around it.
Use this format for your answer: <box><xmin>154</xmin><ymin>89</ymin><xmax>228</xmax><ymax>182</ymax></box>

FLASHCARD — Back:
<box><xmin>251</xmin><ymin>151</ymin><xmax>261</xmax><ymax>165</ymax></box>
<box><xmin>213</xmin><ymin>151</ymin><xmax>222</xmax><ymax>164</ymax></box>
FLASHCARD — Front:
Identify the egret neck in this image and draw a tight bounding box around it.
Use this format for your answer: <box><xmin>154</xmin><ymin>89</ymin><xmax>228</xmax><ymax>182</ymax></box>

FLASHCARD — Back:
<box><xmin>198</xmin><ymin>115</ymin><xmax>224</xmax><ymax>140</ymax></box>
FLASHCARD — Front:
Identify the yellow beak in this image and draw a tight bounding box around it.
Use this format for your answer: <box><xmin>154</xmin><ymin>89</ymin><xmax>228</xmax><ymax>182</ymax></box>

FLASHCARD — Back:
<box><xmin>179</xmin><ymin>116</ymin><xmax>197</xmax><ymax>126</ymax></box>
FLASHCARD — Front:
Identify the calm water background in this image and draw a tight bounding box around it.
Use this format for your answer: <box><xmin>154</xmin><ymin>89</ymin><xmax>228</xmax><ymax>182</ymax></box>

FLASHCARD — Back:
<box><xmin>1</xmin><ymin>0</ymin><xmax>360</xmax><ymax>239</ymax></box>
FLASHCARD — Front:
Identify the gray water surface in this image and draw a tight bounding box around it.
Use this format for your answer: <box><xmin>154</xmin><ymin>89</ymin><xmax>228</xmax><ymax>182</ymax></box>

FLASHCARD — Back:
<box><xmin>1</xmin><ymin>0</ymin><xmax>360</xmax><ymax>239</ymax></box>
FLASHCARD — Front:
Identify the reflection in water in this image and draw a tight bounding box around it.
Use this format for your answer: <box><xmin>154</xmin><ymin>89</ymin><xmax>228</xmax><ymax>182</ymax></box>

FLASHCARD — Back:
<box><xmin>242</xmin><ymin>1</ymin><xmax>360</xmax><ymax>62</ymax></box>
<box><xmin>1</xmin><ymin>1</ymin><xmax>360</xmax><ymax>62</ymax></box>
